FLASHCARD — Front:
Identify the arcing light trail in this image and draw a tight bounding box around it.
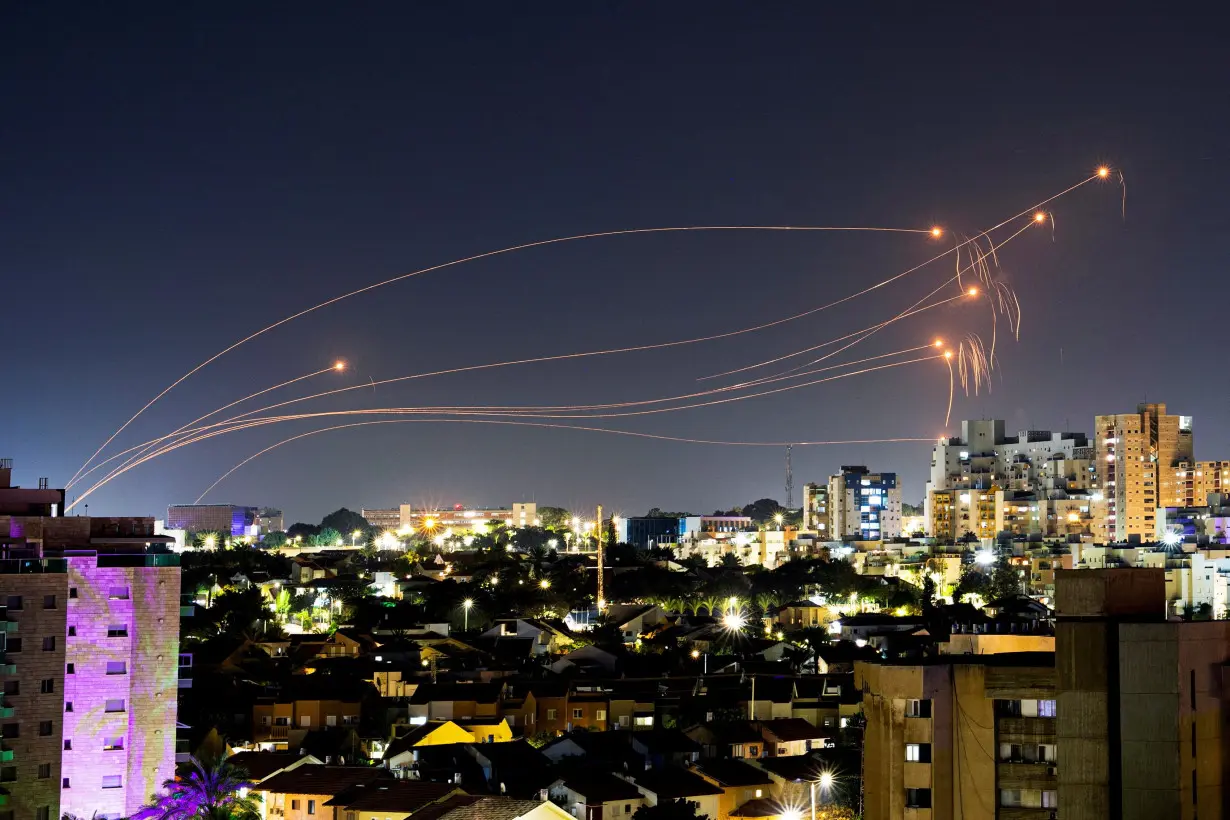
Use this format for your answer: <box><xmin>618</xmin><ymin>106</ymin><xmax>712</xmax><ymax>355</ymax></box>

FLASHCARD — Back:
<box><xmin>78</xmin><ymin>362</ymin><xmax>347</xmax><ymax>492</ymax></box>
<box><xmin>68</xmin><ymin>354</ymin><xmax>940</xmax><ymax>510</ymax></box>
<box><xmin>194</xmin><ymin>420</ymin><xmax>935</xmax><ymax>503</ymax></box>
<box><xmin>67</xmin><ymin>223</ymin><xmax>936</xmax><ymax>488</ymax></box>
<box><xmin>68</xmin><ymin>166</ymin><xmax>1118</xmax><ymax>506</ymax></box>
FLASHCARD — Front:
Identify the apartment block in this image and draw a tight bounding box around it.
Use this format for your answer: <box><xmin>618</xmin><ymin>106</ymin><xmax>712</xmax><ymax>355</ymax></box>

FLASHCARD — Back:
<box><xmin>1056</xmin><ymin>567</ymin><xmax>1229</xmax><ymax>820</ymax></box>
<box><xmin>0</xmin><ymin>553</ymin><xmax>180</xmax><ymax>820</ymax></box>
<box><xmin>1095</xmin><ymin>403</ymin><xmax>1193</xmax><ymax>542</ymax></box>
<box><xmin>828</xmin><ymin>466</ymin><xmax>902</xmax><ymax>541</ymax></box>
<box><xmin>1172</xmin><ymin>461</ymin><xmax>1230</xmax><ymax>508</ymax></box>
<box><xmin>857</xmin><ymin>652</ymin><xmax>1056</xmax><ymax>820</ymax></box>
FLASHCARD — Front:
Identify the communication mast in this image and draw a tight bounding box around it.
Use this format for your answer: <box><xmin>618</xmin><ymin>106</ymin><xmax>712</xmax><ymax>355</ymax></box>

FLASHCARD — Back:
<box><xmin>785</xmin><ymin>445</ymin><xmax>794</xmax><ymax>508</ymax></box>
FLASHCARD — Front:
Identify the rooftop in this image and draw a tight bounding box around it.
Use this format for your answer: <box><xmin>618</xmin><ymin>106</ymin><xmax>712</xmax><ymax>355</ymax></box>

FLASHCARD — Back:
<box><xmin>628</xmin><ymin>768</ymin><xmax>724</xmax><ymax>799</ymax></box>
<box><xmin>692</xmin><ymin>759</ymin><xmax>773</xmax><ymax>788</ymax></box>
<box><xmin>324</xmin><ymin>780</ymin><xmax>458</xmax><ymax>810</ymax></box>
<box><xmin>257</xmin><ymin>764</ymin><xmax>392</xmax><ymax>795</ymax></box>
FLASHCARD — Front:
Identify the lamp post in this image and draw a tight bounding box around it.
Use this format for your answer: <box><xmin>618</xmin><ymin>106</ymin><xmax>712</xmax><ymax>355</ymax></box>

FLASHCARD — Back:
<box><xmin>810</xmin><ymin>772</ymin><xmax>834</xmax><ymax>820</ymax></box>
<box><xmin>351</xmin><ymin>529</ymin><xmax>362</xmax><ymax>547</ymax></box>
<box><xmin>463</xmin><ymin>598</ymin><xmax>473</xmax><ymax>632</ymax></box>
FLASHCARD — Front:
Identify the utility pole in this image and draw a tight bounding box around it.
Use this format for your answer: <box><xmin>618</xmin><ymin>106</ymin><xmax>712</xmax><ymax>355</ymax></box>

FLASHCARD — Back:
<box><xmin>596</xmin><ymin>504</ymin><xmax>605</xmax><ymax>612</ymax></box>
<box><xmin>785</xmin><ymin>445</ymin><xmax>794</xmax><ymax>508</ymax></box>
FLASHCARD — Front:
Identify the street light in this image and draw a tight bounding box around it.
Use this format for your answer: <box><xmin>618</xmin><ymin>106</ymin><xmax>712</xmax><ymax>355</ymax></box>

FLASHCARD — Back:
<box><xmin>540</xmin><ymin>579</ymin><xmax>551</xmax><ymax>590</ymax></box>
<box><xmin>774</xmin><ymin>513</ymin><xmax>785</xmax><ymax>528</ymax></box>
<box><xmin>351</xmin><ymin>529</ymin><xmax>362</xmax><ymax>547</ymax></box>
<box><xmin>463</xmin><ymin>598</ymin><xmax>474</xmax><ymax>632</ymax></box>
<box><xmin>810</xmin><ymin>771</ymin><xmax>835</xmax><ymax>820</ymax></box>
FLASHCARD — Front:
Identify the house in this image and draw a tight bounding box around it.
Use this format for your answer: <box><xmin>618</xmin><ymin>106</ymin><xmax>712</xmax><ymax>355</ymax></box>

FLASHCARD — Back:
<box><xmin>832</xmin><ymin>614</ymin><xmax>925</xmax><ymax>645</ymax></box>
<box><xmin>252</xmin><ymin>677</ymin><xmax>368</xmax><ymax>749</ymax></box>
<box><xmin>622</xmin><ymin>768</ymin><xmax>723</xmax><ymax>820</ymax></box>
<box><xmin>606</xmin><ymin>682</ymin><xmax>658</xmax><ymax>731</ymax></box>
<box><xmin>692</xmin><ymin>759</ymin><xmax>775</xmax><ymax>820</ymax></box>
<box><xmin>684</xmin><ymin>722</ymin><xmax>765</xmax><ymax>760</ymax></box>
<box><xmin>529</xmin><ymin>681</ymin><xmax>570</xmax><ymax>736</ymax></box>
<box><xmin>813</xmin><ymin>642</ymin><xmax>880</xmax><ymax>675</ymax></box>
<box><xmin>481</xmin><ymin>618</ymin><xmax>576</xmax><ymax>655</ymax></box>
<box><xmin>455</xmin><ymin>716</ymin><xmax>514</xmax><ymax>744</ymax></box>
<box><xmin>465</xmin><ymin>740</ymin><xmax>556</xmax><ymax>798</ymax></box>
<box><xmin>771</xmin><ymin>601</ymin><xmax>834</xmax><ymax>632</ymax></box>
<box><xmin>407</xmin><ymin>682</ymin><xmax>504</xmax><ymax>722</ymax></box>
<box><xmin>224</xmin><ymin>750</ymin><xmax>322</xmax><ymax>783</ymax></box>
<box><xmin>550</xmin><ymin>771</ymin><xmax>646</xmax><ymax>820</ymax></box>
<box><xmin>323</xmin><ymin>780</ymin><xmax>462</xmax><ymax>820</ymax></box>
<box><xmin>744</xmin><ymin>677</ymin><xmax>796</xmax><ymax>720</ymax></box>
<box><xmin>257</xmin><ymin>764</ymin><xmax>394</xmax><ymax>820</ymax></box>
<box><xmin>603</xmin><ymin>604</ymin><xmax>668</xmax><ymax>643</ymax></box>
<box><xmin>384</xmin><ymin>721</ymin><xmax>476</xmax><ymax>776</ymax></box>
<box><xmin>566</xmin><ymin>691</ymin><xmax>611</xmax><ymax>731</ymax></box>
<box><xmin>500</xmin><ymin>685</ymin><xmax>539</xmax><ymax>735</ymax></box>
<box><xmin>754</xmin><ymin>719</ymin><xmax>829</xmax><ymax>756</ymax></box>
<box><xmin>750</xmin><ymin>755</ymin><xmax>829</xmax><ymax>808</ymax></box>
<box><xmin>790</xmin><ymin>675</ymin><xmax>861</xmax><ymax>733</ymax></box>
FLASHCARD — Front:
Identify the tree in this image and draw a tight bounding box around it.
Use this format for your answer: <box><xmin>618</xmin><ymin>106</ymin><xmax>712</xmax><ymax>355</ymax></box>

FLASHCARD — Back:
<box><xmin>209</xmin><ymin>587</ymin><xmax>274</xmax><ymax>638</ymax></box>
<box><xmin>262</xmin><ymin>531</ymin><xmax>288</xmax><ymax>548</ymax></box>
<box><xmin>988</xmin><ymin>556</ymin><xmax>1023</xmax><ymax>600</ymax></box>
<box><xmin>287</xmin><ymin>522</ymin><xmax>320</xmax><ymax>540</ymax></box>
<box><xmin>741</xmin><ymin>498</ymin><xmax>786</xmax><ymax>524</ymax></box>
<box><xmin>311</xmin><ymin>527</ymin><xmax>343</xmax><ymax>547</ymax></box>
<box><xmin>133</xmin><ymin>755</ymin><xmax>260</xmax><ymax>820</ymax></box>
<box><xmin>321</xmin><ymin>508</ymin><xmax>372</xmax><ymax>539</ymax></box>
<box><xmin>719</xmin><ymin>553</ymin><xmax>742</xmax><ymax>568</ymax></box>
<box><xmin>539</xmin><ymin>506</ymin><xmax>571</xmax><ymax>529</ymax></box>
<box><xmin>633</xmin><ymin>799</ymin><xmax>708</xmax><ymax>820</ymax></box>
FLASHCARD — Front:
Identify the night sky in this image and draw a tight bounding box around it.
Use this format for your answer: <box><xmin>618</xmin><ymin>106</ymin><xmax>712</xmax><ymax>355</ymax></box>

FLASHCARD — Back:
<box><xmin>3</xmin><ymin>4</ymin><xmax>1227</xmax><ymax>524</ymax></box>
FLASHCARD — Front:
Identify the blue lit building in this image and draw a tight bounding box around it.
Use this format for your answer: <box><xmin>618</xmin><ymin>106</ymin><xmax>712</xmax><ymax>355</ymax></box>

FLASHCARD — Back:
<box><xmin>828</xmin><ymin>465</ymin><xmax>902</xmax><ymax>540</ymax></box>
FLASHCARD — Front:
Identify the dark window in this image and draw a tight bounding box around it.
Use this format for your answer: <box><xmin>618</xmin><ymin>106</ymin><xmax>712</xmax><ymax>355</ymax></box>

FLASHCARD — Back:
<box><xmin>65</xmin><ymin>702</ymin><xmax>73</xmax><ymax>713</ymax></box>
<box><xmin>42</xmin><ymin>636</ymin><xmax>55</xmax><ymax>651</ymax></box>
<box><xmin>308</xmin><ymin>800</ymin><xmax>316</xmax><ymax>815</ymax></box>
<box><xmin>105</xmin><ymin>661</ymin><xmax>127</xmax><ymax>675</ymax></box>
<box><xmin>905</xmin><ymin>699</ymin><xmax>932</xmax><ymax>718</ymax></box>
<box><xmin>68</xmin><ymin>588</ymin><xmax>78</xmax><ymax>599</ymax></box>
<box><xmin>4</xmin><ymin>639</ymin><xmax>19</xmax><ymax>653</ymax></box>
<box><xmin>1191</xmin><ymin>670</ymin><xmax>1197</xmax><ymax>710</ymax></box>
<box><xmin>38</xmin><ymin>763</ymin><xmax>51</xmax><ymax>779</ymax></box>
<box><xmin>0</xmin><ymin>766</ymin><xmax>14</xmax><ymax>781</ymax></box>
<box><xmin>40</xmin><ymin>679</ymin><xmax>54</xmax><ymax>694</ymax></box>
<box><xmin>0</xmin><ymin>724</ymin><xmax>17</xmax><ymax>739</ymax></box>
<box><xmin>65</xmin><ymin>663</ymin><xmax>75</xmax><ymax>674</ymax></box>
<box><xmin>63</xmin><ymin>739</ymin><xmax>72</xmax><ymax>750</ymax></box>
<box><xmin>107</xmin><ymin>626</ymin><xmax>128</xmax><ymax>638</ymax></box>
<box><xmin>37</xmin><ymin>810</ymin><xmax>50</xmax><ymax>820</ymax></box>
<box><xmin>39</xmin><ymin>720</ymin><xmax>53</xmax><ymax>736</ymax></box>
<box><xmin>62</xmin><ymin>778</ymin><xmax>70</xmax><ymax>789</ymax></box>
<box><xmin>43</xmin><ymin>596</ymin><xmax>56</xmax><ymax>610</ymax></box>
<box><xmin>1</xmin><ymin>681</ymin><xmax>16</xmax><ymax>696</ymax></box>
<box><xmin>68</xmin><ymin>626</ymin><xmax>76</xmax><ymax>637</ymax></box>
<box><xmin>3</xmin><ymin>596</ymin><xmax>21</xmax><ymax>611</ymax></box>
<box><xmin>906</xmin><ymin>788</ymin><xmax>932</xmax><ymax>809</ymax></box>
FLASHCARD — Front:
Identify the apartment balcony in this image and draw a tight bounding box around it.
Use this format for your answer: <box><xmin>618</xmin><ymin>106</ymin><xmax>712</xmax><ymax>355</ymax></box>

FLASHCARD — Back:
<box><xmin>997</xmin><ymin>761</ymin><xmax>1058</xmax><ymax>789</ymax></box>
<box><xmin>1</xmin><ymin>622</ymin><xmax>16</xmax><ymax>635</ymax></box>
<box><xmin>256</xmin><ymin>725</ymin><xmax>290</xmax><ymax>742</ymax></box>
<box><xmin>0</xmin><ymin>705</ymin><xmax>13</xmax><ymax>719</ymax></box>
<box><xmin>996</xmin><ymin>717</ymin><xmax>1056</xmax><ymax>741</ymax></box>
<box><xmin>0</xmin><ymin>788</ymin><xmax>9</xmax><ymax>807</ymax></box>
<box><xmin>0</xmin><ymin>745</ymin><xmax>13</xmax><ymax>762</ymax></box>
<box><xmin>998</xmin><ymin>809</ymin><xmax>1057</xmax><ymax>820</ymax></box>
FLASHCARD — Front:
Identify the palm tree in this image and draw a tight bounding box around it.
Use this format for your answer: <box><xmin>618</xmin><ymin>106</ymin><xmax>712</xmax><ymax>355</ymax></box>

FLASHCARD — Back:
<box><xmin>134</xmin><ymin>755</ymin><xmax>260</xmax><ymax>820</ymax></box>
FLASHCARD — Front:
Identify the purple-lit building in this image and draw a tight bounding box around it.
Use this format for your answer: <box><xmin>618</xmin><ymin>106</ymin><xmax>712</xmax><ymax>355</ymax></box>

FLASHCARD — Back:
<box><xmin>0</xmin><ymin>460</ymin><xmax>181</xmax><ymax>819</ymax></box>
<box><xmin>166</xmin><ymin>504</ymin><xmax>259</xmax><ymax>537</ymax></box>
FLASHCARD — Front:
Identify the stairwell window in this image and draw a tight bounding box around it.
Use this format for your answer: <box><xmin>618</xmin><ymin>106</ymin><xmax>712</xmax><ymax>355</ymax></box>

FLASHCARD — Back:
<box><xmin>106</xmin><ymin>661</ymin><xmax>127</xmax><ymax>675</ymax></box>
<box><xmin>107</xmin><ymin>625</ymin><xmax>128</xmax><ymax>638</ymax></box>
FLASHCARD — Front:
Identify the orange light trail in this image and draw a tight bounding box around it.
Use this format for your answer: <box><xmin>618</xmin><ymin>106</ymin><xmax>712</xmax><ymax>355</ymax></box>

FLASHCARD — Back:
<box><xmin>194</xmin><ymin>420</ymin><xmax>935</xmax><ymax>503</ymax></box>
<box><xmin>66</xmin><ymin>223</ymin><xmax>932</xmax><ymax>487</ymax></box>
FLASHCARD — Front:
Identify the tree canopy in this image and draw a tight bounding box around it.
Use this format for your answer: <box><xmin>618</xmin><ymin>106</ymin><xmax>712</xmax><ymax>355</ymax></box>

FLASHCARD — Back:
<box><xmin>320</xmin><ymin>508</ymin><xmax>372</xmax><ymax>538</ymax></box>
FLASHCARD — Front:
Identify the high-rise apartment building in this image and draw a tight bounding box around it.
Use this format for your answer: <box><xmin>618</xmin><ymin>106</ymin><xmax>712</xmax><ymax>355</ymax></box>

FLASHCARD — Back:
<box><xmin>1</xmin><ymin>462</ymin><xmax>180</xmax><ymax>820</ymax></box>
<box><xmin>1095</xmin><ymin>403</ymin><xmax>1193</xmax><ymax>541</ymax></box>
<box><xmin>801</xmin><ymin>483</ymin><xmax>829</xmax><ymax>535</ymax></box>
<box><xmin>1057</xmin><ymin>568</ymin><xmax>1227</xmax><ymax>820</ymax></box>
<box><xmin>1172</xmin><ymin>460</ymin><xmax>1230</xmax><ymax>508</ymax></box>
<box><xmin>926</xmin><ymin>420</ymin><xmax>1100</xmax><ymax>540</ymax></box>
<box><xmin>0</xmin><ymin>553</ymin><xmax>181</xmax><ymax>820</ymax></box>
<box><xmin>857</xmin><ymin>652</ymin><xmax>1057</xmax><ymax>819</ymax></box>
<box><xmin>826</xmin><ymin>466</ymin><xmax>901</xmax><ymax>541</ymax></box>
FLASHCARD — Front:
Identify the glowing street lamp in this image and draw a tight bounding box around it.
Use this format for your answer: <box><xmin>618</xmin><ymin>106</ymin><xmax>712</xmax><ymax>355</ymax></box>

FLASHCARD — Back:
<box><xmin>540</xmin><ymin>579</ymin><xmax>551</xmax><ymax>590</ymax></box>
<box><xmin>463</xmin><ymin>598</ymin><xmax>474</xmax><ymax>632</ymax></box>
<box><xmin>773</xmin><ymin>513</ymin><xmax>785</xmax><ymax>528</ymax></box>
<box><xmin>351</xmin><ymin>529</ymin><xmax>362</xmax><ymax>547</ymax></box>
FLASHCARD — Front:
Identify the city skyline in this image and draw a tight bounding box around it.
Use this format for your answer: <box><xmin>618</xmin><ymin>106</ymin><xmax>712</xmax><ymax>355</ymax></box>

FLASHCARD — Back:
<box><xmin>5</xmin><ymin>5</ymin><xmax>1228</xmax><ymax>523</ymax></box>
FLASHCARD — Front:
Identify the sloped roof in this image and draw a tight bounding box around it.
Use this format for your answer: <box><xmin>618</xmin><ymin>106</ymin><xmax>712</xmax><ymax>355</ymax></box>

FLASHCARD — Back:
<box><xmin>559</xmin><ymin>771</ymin><xmax>644</xmax><ymax>802</ymax></box>
<box><xmin>402</xmin><ymin>795</ymin><xmax>485</xmax><ymax>820</ymax></box>
<box><xmin>629</xmin><ymin>768</ymin><xmax>723</xmax><ymax>799</ymax></box>
<box><xmin>731</xmin><ymin>797</ymin><xmax>787</xmax><ymax>817</ymax></box>
<box><xmin>756</xmin><ymin>718</ymin><xmax>827</xmax><ymax>742</ymax></box>
<box><xmin>433</xmin><ymin>797</ymin><xmax>548</xmax><ymax>820</ymax></box>
<box><xmin>409</xmin><ymin>681</ymin><xmax>502</xmax><ymax>705</ymax></box>
<box><xmin>225</xmin><ymin>751</ymin><xmax>313</xmax><ymax>782</ymax></box>
<box><xmin>692</xmin><ymin>759</ymin><xmax>773</xmax><ymax>788</ymax></box>
<box><xmin>324</xmin><ymin>780</ymin><xmax>458</xmax><ymax>809</ymax></box>
<box><xmin>258</xmin><ymin>764</ymin><xmax>392</xmax><ymax>795</ymax></box>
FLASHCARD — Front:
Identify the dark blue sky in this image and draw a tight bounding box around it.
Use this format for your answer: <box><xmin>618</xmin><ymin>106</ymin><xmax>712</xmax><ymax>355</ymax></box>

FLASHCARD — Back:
<box><xmin>3</xmin><ymin>4</ymin><xmax>1226</xmax><ymax>524</ymax></box>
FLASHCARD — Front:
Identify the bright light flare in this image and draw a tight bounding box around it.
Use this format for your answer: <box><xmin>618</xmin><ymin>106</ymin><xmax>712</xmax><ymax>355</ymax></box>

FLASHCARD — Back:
<box><xmin>975</xmin><ymin>550</ymin><xmax>995</xmax><ymax>566</ymax></box>
<box><xmin>1162</xmin><ymin>530</ymin><xmax>1183</xmax><ymax>548</ymax></box>
<box><xmin>818</xmin><ymin>771</ymin><xmax>835</xmax><ymax>791</ymax></box>
<box><xmin>463</xmin><ymin>598</ymin><xmax>474</xmax><ymax>609</ymax></box>
<box><xmin>1097</xmin><ymin>166</ymin><xmax>1110</xmax><ymax>178</ymax></box>
<box><xmin>967</xmin><ymin>287</ymin><xmax>978</xmax><ymax>296</ymax></box>
<box><xmin>930</xmin><ymin>226</ymin><xmax>943</xmax><ymax>238</ymax></box>
<box><xmin>1034</xmin><ymin>211</ymin><xmax>1047</xmax><ymax>223</ymax></box>
<box><xmin>933</xmin><ymin>339</ymin><xmax>943</xmax><ymax>348</ymax></box>
<box><xmin>334</xmin><ymin>361</ymin><xmax>346</xmax><ymax>371</ymax></box>
<box><xmin>722</xmin><ymin>612</ymin><xmax>747</xmax><ymax>631</ymax></box>
<box><xmin>943</xmin><ymin>350</ymin><xmax>953</xmax><ymax>359</ymax></box>
<box><xmin>540</xmin><ymin>579</ymin><xmax>551</xmax><ymax>589</ymax></box>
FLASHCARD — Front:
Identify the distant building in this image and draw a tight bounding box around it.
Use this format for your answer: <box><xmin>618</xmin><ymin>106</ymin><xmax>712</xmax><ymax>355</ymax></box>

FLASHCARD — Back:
<box><xmin>258</xmin><ymin>507</ymin><xmax>284</xmax><ymax>534</ymax></box>
<box><xmin>0</xmin><ymin>458</ymin><xmax>63</xmax><ymax>516</ymax></box>
<box><xmin>361</xmin><ymin>507</ymin><xmax>400</xmax><ymax>530</ymax></box>
<box><xmin>166</xmin><ymin>503</ymin><xmax>260</xmax><ymax>537</ymax></box>
<box><xmin>615</xmin><ymin>517</ymin><xmax>680</xmax><ymax>549</ymax></box>
<box><xmin>1096</xmin><ymin>403</ymin><xmax>1193</xmax><ymax>541</ymax></box>
<box><xmin>398</xmin><ymin>502</ymin><xmax>539</xmax><ymax>533</ymax></box>
<box><xmin>827</xmin><ymin>466</ymin><xmax>902</xmax><ymax>541</ymax></box>
<box><xmin>678</xmin><ymin>516</ymin><xmax>753</xmax><ymax>541</ymax></box>
<box><xmin>801</xmin><ymin>482</ymin><xmax>829</xmax><ymax>535</ymax></box>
